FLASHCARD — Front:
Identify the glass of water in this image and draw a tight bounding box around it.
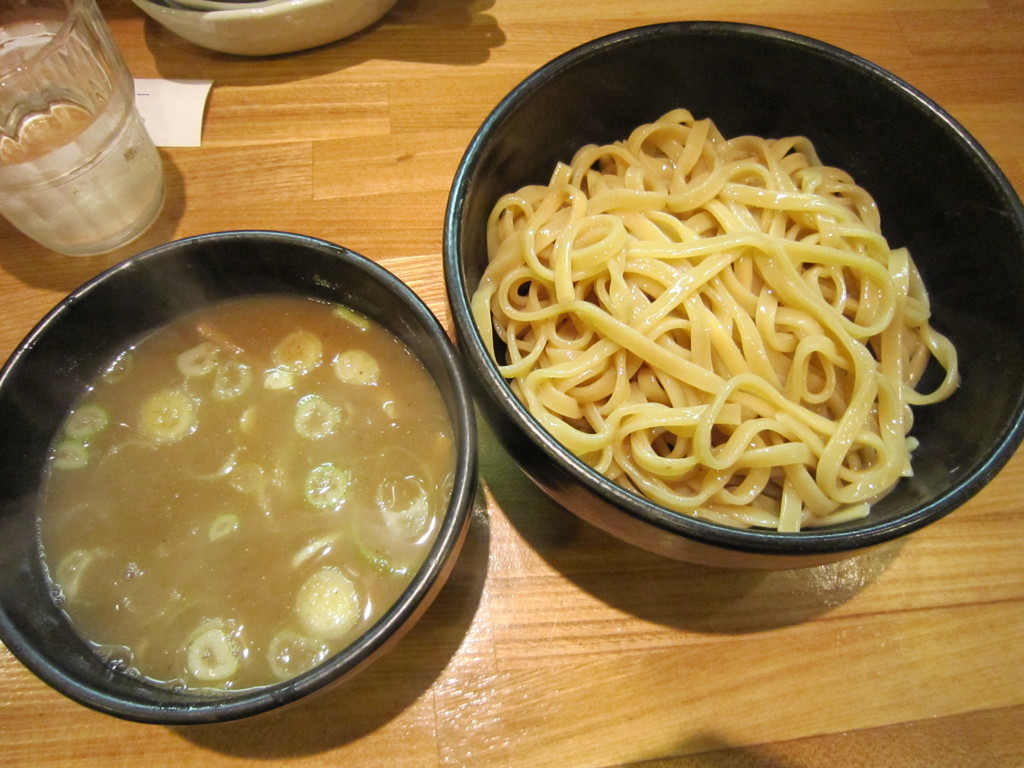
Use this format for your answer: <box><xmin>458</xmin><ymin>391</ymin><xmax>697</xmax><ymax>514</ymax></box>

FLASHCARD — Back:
<box><xmin>0</xmin><ymin>0</ymin><xmax>165</xmax><ymax>256</ymax></box>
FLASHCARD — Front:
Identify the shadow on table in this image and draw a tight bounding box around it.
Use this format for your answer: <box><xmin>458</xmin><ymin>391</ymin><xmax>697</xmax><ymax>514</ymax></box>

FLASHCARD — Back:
<box><xmin>173</xmin><ymin>492</ymin><xmax>490</xmax><ymax>760</ymax></box>
<box><xmin>477</xmin><ymin>419</ymin><xmax>902</xmax><ymax>635</ymax></box>
<box><xmin>111</xmin><ymin>0</ymin><xmax>505</xmax><ymax>84</ymax></box>
<box><xmin>0</xmin><ymin>150</ymin><xmax>187</xmax><ymax>294</ymax></box>
<box><xmin>625</xmin><ymin>732</ymin><xmax>807</xmax><ymax>768</ymax></box>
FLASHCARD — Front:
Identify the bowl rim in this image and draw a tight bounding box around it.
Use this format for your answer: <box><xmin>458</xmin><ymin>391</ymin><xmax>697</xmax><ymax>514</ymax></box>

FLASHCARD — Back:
<box><xmin>131</xmin><ymin>0</ymin><xmax>395</xmax><ymax>18</ymax></box>
<box><xmin>443</xmin><ymin>21</ymin><xmax>1024</xmax><ymax>556</ymax></box>
<box><xmin>0</xmin><ymin>230</ymin><xmax>479</xmax><ymax>723</ymax></box>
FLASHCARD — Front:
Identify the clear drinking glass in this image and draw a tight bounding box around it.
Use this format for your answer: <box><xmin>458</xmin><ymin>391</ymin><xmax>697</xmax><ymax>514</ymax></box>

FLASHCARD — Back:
<box><xmin>0</xmin><ymin>0</ymin><xmax>165</xmax><ymax>256</ymax></box>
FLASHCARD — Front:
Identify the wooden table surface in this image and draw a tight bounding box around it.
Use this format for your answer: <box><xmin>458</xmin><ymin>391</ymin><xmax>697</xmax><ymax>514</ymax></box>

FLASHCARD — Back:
<box><xmin>2</xmin><ymin>0</ymin><xmax>1023</xmax><ymax>765</ymax></box>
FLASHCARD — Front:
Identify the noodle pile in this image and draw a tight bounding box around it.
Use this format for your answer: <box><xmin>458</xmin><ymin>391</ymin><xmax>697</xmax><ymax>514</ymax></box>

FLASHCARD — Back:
<box><xmin>471</xmin><ymin>108</ymin><xmax>959</xmax><ymax>531</ymax></box>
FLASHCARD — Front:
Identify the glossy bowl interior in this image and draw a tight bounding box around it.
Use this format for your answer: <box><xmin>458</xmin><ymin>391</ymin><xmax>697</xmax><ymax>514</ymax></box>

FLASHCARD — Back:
<box><xmin>443</xmin><ymin>22</ymin><xmax>1024</xmax><ymax>569</ymax></box>
<box><xmin>0</xmin><ymin>231</ymin><xmax>477</xmax><ymax>723</ymax></box>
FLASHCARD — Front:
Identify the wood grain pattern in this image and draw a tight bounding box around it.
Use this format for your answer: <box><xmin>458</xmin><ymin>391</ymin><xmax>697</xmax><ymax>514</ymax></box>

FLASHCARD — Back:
<box><xmin>2</xmin><ymin>0</ymin><xmax>1023</xmax><ymax>765</ymax></box>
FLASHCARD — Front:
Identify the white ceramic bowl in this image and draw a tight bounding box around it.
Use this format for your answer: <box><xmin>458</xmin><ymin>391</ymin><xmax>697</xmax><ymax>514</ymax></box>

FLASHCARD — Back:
<box><xmin>167</xmin><ymin>0</ymin><xmax>274</xmax><ymax>11</ymax></box>
<box><xmin>130</xmin><ymin>0</ymin><xmax>397</xmax><ymax>56</ymax></box>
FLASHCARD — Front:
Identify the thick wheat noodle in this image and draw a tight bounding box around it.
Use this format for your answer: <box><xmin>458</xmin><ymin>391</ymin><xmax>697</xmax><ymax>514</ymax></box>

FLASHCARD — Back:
<box><xmin>471</xmin><ymin>108</ymin><xmax>959</xmax><ymax>531</ymax></box>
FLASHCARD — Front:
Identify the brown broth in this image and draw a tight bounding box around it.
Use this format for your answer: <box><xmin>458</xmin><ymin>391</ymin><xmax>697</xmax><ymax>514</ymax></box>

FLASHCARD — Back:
<box><xmin>37</xmin><ymin>295</ymin><xmax>455</xmax><ymax>692</ymax></box>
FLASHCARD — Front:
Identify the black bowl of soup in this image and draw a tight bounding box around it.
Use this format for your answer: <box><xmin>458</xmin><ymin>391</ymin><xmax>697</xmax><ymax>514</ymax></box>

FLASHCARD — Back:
<box><xmin>443</xmin><ymin>22</ymin><xmax>1024</xmax><ymax>569</ymax></box>
<box><xmin>0</xmin><ymin>231</ymin><xmax>477</xmax><ymax>723</ymax></box>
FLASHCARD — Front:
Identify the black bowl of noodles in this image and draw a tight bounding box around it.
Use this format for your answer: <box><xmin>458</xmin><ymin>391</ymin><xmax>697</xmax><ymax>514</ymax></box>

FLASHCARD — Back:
<box><xmin>443</xmin><ymin>22</ymin><xmax>1024</xmax><ymax>569</ymax></box>
<box><xmin>0</xmin><ymin>231</ymin><xmax>478</xmax><ymax>723</ymax></box>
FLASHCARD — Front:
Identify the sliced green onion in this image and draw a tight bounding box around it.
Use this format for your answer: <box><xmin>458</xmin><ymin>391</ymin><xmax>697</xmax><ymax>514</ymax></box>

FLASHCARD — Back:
<box><xmin>290</xmin><ymin>532</ymin><xmax>341</xmax><ymax>569</ymax></box>
<box><xmin>355</xmin><ymin>454</ymin><xmax>438</xmax><ymax>573</ymax></box>
<box><xmin>213</xmin><ymin>359</ymin><xmax>252</xmax><ymax>401</ymax></box>
<box><xmin>379</xmin><ymin>478</ymin><xmax>433</xmax><ymax>542</ymax></box>
<box><xmin>176</xmin><ymin>342</ymin><xmax>219</xmax><ymax>378</ymax></box>
<box><xmin>228</xmin><ymin>462</ymin><xmax>264</xmax><ymax>494</ymax></box>
<box><xmin>332</xmin><ymin>305</ymin><xmax>371</xmax><ymax>330</ymax></box>
<box><xmin>332</xmin><ymin>349</ymin><xmax>380</xmax><ymax>385</ymax></box>
<box><xmin>267</xmin><ymin>630</ymin><xmax>331</xmax><ymax>681</ymax></box>
<box><xmin>354</xmin><ymin>525</ymin><xmax>414</xmax><ymax>576</ymax></box>
<box><xmin>63</xmin><ymin>404</ymin><xmax>109</xmax><ymax>440</ymax></box>
<box><xmin>195</xmin><ymin>451</ymin><xmax>238</xmax><ymax>481</ymax></box>
<box><xmin>295</xmin><ymin>566</ymin><xmax>361</xmax><ymax>640</ymax></box>
<box><xmin>295</xmin><ymin>395</ymin><xmax>342</xmax><ymax>440</ymax></box>
<box><xmin>352</xmin><ymin>514</ymin><xmax>429</xmax><ymax>576</ymax></box>
<box><xmin>263</xmin><ymin>368</ymin><xmax>295</xmax><ymax>390</ymax></box>
<box><xmin>186</xmin><ymin>622</ymin><xmax>240</xmax><ymax>682</ymax></box>
<box><xmin>209</xmin><ymin>513</ymin><xmax>240</xmax><ymax>541</ymax></box>
<box><xmin>304</xmin><ymin>463</ymin><xmax>351</xmax><ymax>511</ymax></box>
<box><xmin>272</xmin><ymin>330</ymin><xmax>323</xmax><ymax>376</ymax></box>
<box><xmin>139</xmin><ymin>389</ymin><xmax>197</xmax><ymax>443</ymax></box>
<box><xmin>54</xmin><ymin>548</ymin><xmax>99</xmax><ymax>602</ymax></box>
<box><xmin>52</xmin><ymin>440</ymin><xmax>89</xmax><ymax>471</ymax></box>
<box><xmin>239</xmin><ymin>407</ymin><xmax>258</xmax><ymax>435</ymax></box>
